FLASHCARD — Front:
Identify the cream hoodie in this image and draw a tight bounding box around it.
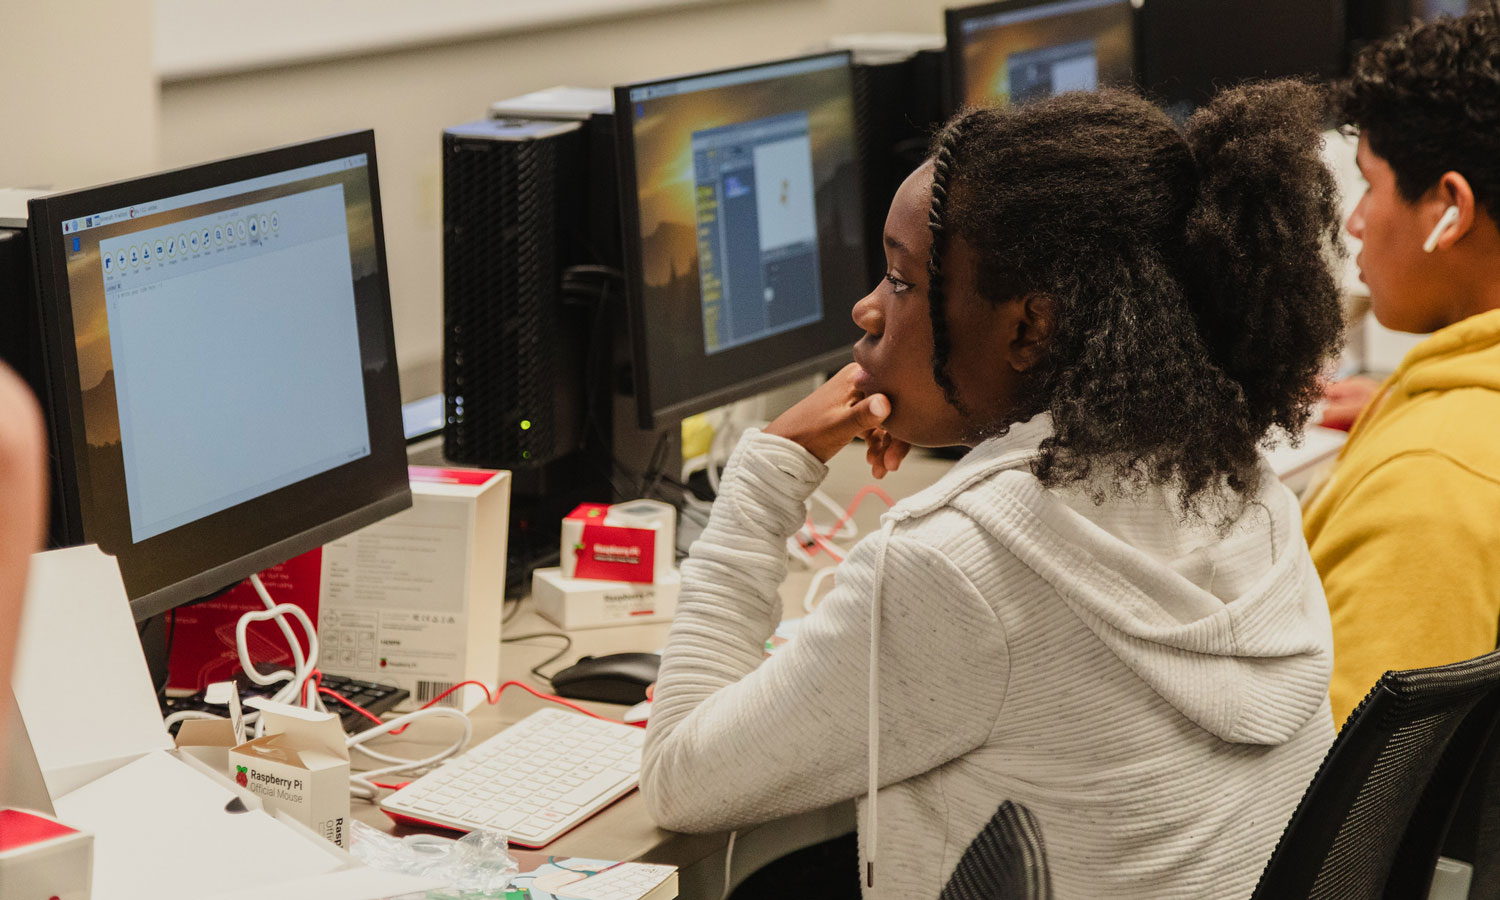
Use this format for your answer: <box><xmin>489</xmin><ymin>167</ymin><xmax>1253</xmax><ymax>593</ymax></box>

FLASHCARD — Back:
<box><xmin>643</xmin><ymin>420</ymin><xmax>1335</xmax><ymax>900</ymax></box>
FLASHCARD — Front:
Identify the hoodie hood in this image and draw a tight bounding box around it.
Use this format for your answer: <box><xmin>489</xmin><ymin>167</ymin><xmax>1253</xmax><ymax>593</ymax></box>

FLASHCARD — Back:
<box><xmin>892</xmin><ymin>416</ymin><xmax>1334</xmax><ymax>746</ymax></box>
<box><xmin>1393</xmin><ymin>307</ymin><xmax>1500</xmax><ymax>397</ymax></box>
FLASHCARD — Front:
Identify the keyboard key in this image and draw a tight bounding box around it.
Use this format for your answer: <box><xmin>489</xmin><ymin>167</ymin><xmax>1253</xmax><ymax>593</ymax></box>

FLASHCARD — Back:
<box><xmin>487</xmin><ymin>810</ymin><xmax>526</xmax><ymax>830</ymax></box>
<box><xmin>561</xmin><ymin>770</ymin><xmax>632</xmax><ymax>807</ymax></box>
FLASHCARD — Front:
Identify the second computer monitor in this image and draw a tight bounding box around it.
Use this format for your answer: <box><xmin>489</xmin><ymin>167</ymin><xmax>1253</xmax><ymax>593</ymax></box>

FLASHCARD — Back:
<box><xmin>615</xmin><ymin>52</ymin><xmax>867</xmax><ymax>429</ymax></box>
<box><xmin>946</xmin><ymin>0</ymin><xmax>1136</xmax><ymax>110</ymax></box>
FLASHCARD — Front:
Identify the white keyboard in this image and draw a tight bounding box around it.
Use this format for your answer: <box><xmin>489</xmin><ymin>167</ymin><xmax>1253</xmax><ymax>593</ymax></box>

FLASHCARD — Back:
<box><xmin>380</xmin><ymin>707</ymin><xmax>645</xmax><ymax>847</ymax></box>
<box><xmin>563</xmin><ymin>862</ymin><xmax>676</xmax><ymax>900</ymax></box>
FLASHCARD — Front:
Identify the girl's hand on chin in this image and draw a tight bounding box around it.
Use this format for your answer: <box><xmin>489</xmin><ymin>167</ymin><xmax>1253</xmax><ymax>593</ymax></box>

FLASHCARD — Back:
<box><xmin>766</xmin><ymin>363</ymin><xmax>907</xmax><ymax>473</ymax></box>
<box><xmin>863</xmin><ymin>425</ymin><xmax>910</xmax><ymax>480</ymax></box>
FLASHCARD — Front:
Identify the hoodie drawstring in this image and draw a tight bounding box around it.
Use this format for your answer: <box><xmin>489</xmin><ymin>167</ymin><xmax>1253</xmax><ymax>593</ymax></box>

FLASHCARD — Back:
<box><xmin>867</xmin><ymin>517</ymin><xmax>896</xmax><ymax>889</ymax></box>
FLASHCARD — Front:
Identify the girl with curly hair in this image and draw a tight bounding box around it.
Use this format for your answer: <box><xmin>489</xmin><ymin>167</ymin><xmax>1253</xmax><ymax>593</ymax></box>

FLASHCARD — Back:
<box><xmin>642</xmin><ymin>81</ymin><xmax>1344</xmax><ymax>899</ymax></box>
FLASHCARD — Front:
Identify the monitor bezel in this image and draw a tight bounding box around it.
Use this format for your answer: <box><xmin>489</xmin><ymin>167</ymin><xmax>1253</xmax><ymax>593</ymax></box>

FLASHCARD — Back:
<box><xmin>944</xmin><ymin>0</ymin><xmax>1138</xmax><ymax>112</ymax></box>
<box><xmin>26</xmin><ymin>130</ymin><xmax>411</xmax><ymax>621</ymax></box>
<box><xmin>613</xmin><ymin>50</ymin><xmax>862</xmax><ymax>431</ymax></box>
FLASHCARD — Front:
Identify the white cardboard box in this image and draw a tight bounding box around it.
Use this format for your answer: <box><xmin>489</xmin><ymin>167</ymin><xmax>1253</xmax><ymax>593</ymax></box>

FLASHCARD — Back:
<box><xmin>317</xmin><ymin>466</ymin><xmax>510</xmax><ymax>711</ymax></box>
<box><xmin>228</xmin><ymin>701</ymin><xmax>352</xmax><ymax>849</ymax></box>
<box><xmin>532</xmin><ymin>567</ymin><xmax>680</xmax><ymax>630</ymax></box>
<box><xmin>0</xmin><ymin>808</ymin><xmax>92</xmax><ymax>900</ymax></box>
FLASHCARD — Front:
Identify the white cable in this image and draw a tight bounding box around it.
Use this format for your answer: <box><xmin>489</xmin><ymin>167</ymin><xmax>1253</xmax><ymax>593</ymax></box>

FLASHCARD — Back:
<box><xmin>345</xmin><ymin>707</ymin><xmax>474</xmax><ymax>800</ymax></box>
<box><xmin>164</xmin><ymin>709</ymin><xmax>224</xmax><ymax>729</ymax></box>
<box><xmin>718</xmin><ymin>830</ymin><xmax>739</xmax><ymax>900</ymax></box>
<box><xmin>233</xmin><ymin>596</ymin><xmax>319</xmax><ymax>733</ymax></box>
<box><xmin>224</xmin><ymin>574</ymin><xmax>473</xmax><ymax>800</ymax></box>
<box><xmin>250</xmin><ymin>574</ymin><xmax>307</xmax><ymax>676</ymax></box>
<box><xmin>785</xmin><ymin>536</ymin><xmax>815</xmax><ymax>568</ymax></box>
<box><xmin>802</xmin><ymin>566</ymin><xmax>838</xmax><ymax>614</ymax></box>
<box><xmin>809</xmin><ymin>488</ymin><xmax>859</xmax><ymax>541</ymax></box>
<box><xmin>681</xmin><ymin>452</ymin><xmax>712</xmax><ymax>484</ymax></box>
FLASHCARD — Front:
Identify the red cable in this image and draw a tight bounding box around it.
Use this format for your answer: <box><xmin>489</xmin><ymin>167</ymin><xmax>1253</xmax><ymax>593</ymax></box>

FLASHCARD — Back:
<box><xmin>318</xmin><ymin>678</ymin><xmax>646</xmax><ymax>737</ymax></box>
<box><xmin>799</xmin><ymin>484</ymin><xmax>896</xmax><ymax>560</ymax></box>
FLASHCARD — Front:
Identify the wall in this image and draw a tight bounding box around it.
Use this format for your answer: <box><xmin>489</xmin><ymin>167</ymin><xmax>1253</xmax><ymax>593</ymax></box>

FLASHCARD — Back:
<box><xmin>158</xmin><ymin>0</ymin><xmax>948</xmax><ymax>396</ymax></box>
<box><xmin>0</xmin><ymin>0</ymin><xmax>159</xmax><ymax>191</ymax></box>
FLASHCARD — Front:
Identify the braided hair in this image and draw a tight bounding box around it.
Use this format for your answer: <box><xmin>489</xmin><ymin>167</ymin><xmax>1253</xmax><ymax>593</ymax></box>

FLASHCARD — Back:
<box><xmin>925</xmin><ymin>113</ymin><xmax>971</xmax><ymax>415</ymax></box>
<box><xmin>923</xmin><ymin>83</ymin><xmax>1344</xmax><ymax>512</ymax></box>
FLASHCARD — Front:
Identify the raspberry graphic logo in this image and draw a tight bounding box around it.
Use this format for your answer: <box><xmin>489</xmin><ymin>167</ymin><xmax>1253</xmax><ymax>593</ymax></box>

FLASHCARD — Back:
<box><xmin>235</xmin><ymin>765</ymin><xmax>248</xmax><ymax>788</ymax></box>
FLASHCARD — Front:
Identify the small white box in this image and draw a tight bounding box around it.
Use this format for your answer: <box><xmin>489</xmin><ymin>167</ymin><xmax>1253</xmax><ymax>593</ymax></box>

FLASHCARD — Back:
<box><xmin>532</xmin><ymin>567</ymin><xmax>680</xmax><ymax>630</ymax></box>
<box><xmin>229</xmin><ymin>701</ymin><xmax>351</xmax><ymax>849</ymax></box>
<box><xmin>318</xmin><ymin>466</ymin><xmax>510</xmax><ymax>712</ymax></box>
<box><xmin>0</xmin><ymin>808</ymin><xmax>92</xmax><ymax>900</ymax></box>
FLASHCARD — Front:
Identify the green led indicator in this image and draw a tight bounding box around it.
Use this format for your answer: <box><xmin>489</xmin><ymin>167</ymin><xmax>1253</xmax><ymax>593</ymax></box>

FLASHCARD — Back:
<box><xmin>522</xmin><ymin>450</ymin><xmax>532</xmax><ymax>460</ymax></box>
<box><xmin>520</xmin><ymin>419</ymin><xmax>532</xmax><ymax>430</ymax></box>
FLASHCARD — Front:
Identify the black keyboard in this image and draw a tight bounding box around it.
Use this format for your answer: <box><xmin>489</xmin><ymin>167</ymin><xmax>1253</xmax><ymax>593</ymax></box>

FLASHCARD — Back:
<box><xmin>316</xmin><ymin>673</ymin><xmax>410</xmax><ymax>732</ymax></box>
<box><xmin>162</xmin><ymin>672</ymin><xmax>409</xmax><ymax>735</ymax></box>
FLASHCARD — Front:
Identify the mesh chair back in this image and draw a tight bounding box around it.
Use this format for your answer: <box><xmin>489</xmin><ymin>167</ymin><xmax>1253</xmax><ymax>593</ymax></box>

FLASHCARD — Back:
<box><xmin>1438</xmin><ymin>692</ymin><xmax>1500</xmax><ymax>900</ymax></box>
<box><xmin>939</xmin><ymin>801</ymin><xmax>1051</xmax><ymax>900</ymax></box>
<box><xmin>1251</xmin><ymin>650</ymin><xmax>1500</xmax><ymax>900</ymax></box>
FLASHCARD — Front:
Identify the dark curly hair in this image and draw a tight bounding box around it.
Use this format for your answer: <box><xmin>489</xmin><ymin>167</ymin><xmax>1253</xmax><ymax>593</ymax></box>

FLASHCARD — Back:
<box><xmin>1341</xmin><ymin>6</ymin><xmax>1500</xmax><ymax>218</ymax></box>
<box><xmin>925</xmin><ymin>82</ymin><xmax>1345</xmax><ymax>511</ymax></box>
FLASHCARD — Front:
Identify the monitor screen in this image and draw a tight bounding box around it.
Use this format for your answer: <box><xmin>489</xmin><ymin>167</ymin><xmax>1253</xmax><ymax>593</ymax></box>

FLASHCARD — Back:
<box><xmin>947</xmin><ymin>0</ymin><xmax>1136</xmax><ymax>109</ymax></box>
<box><xmin>615</xmin><ymin>52</ymin><xmax>867</xmax><ymax>428</ymax></box>
<box><xmin>27</xmin><ymin>132</ymin><xmax>410</xmax><ymax>619</ymax></box>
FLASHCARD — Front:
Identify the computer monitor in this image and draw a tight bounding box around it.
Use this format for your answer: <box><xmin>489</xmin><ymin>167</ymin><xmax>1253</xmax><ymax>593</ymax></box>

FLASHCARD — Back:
<box><xmin>1137</xmin><ymin>0</ymin><xmax>1345</xmax><ymax>117</ymax></box>
<box><xmin>24</xmin><ymin>131</ymin><xmax>411</xmax><ymax>621</ymax></box>
<box><xmin>615</xmin><ymin>52</ymin><xmax>868</xmax><ymax>429</ymax></box>
<box><xmin>945</xmin><ymin>0</ymin><xmax>1137</xmax><ymax>110</ymax></box>
<box><xmin>1348</xmin><ymin>0</ymin><xmax>1479</xmax><ymax>52</ymax></box>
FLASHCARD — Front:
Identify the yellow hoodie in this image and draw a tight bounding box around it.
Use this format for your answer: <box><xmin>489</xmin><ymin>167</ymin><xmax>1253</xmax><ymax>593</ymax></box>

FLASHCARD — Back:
<box><xmin>1304</xmin><ymin>307</ymin><xmax>1500</xmax><ymax>726</ymax></box>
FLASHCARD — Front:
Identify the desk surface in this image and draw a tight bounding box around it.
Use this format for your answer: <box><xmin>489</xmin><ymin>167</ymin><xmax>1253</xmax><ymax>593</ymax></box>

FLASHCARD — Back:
<box><xmin>354</xmin><ymin>441</ymin><xmax>950</xmax><ymax>896</ymax></box>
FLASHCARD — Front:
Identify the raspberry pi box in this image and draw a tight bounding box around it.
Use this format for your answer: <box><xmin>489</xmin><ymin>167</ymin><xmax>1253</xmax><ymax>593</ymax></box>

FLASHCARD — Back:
<box><xmin>228</xmin><ymin>700</ymin><xmax>351</xmax><ymax>849</ymax></box>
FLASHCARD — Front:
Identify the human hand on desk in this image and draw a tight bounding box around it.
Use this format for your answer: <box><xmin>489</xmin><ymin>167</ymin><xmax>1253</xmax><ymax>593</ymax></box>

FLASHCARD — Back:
<box><xmin>765</xmin><ymin>363</ymin><xmax>911</xmax><ymax>479</ymax></box>
<box><xmin>1319</xmin><ymin>375</ymin><xmax>1381</xmax><ymax>431</ymax></box>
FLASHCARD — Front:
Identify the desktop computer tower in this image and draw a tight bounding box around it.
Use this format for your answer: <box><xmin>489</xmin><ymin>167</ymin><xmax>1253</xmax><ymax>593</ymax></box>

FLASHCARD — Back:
<box><xmin>441</xmin><ymin>119</ymin><xmax>593</xmax><ymax>471</ymax></box>
<box><xmin>442</xmin><ymin>101</ymin><xmax>676</xmax><ymax>580</ymax></box>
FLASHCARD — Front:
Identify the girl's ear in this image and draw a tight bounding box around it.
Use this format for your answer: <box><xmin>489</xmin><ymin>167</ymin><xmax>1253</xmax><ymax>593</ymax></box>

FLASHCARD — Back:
<box><xmin>1009</xmin><ymin>293</ymin><xmax>1055</xmax><ymax>373</ymax></box>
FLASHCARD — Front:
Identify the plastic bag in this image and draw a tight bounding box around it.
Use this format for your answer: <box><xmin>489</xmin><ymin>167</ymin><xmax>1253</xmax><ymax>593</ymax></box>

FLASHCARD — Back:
<box><xmin>350</xmin><ymin>819</ymin><xmax>520</xmax><ymax>899</ymax></box>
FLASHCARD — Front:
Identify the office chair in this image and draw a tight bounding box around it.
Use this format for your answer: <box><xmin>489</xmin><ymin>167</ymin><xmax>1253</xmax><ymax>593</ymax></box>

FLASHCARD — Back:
<box><xmin>1250</xmin><ymin>649</ymin><xmax>1500</xmax><ymax>900</ymax></box>
<box><xmin>939</xmin><ymin>801</ymin><xmax>1052</xmax><ymax>900</ymax></box>
<box><xmin>1436</xmin><ymin>693</ymin><xmax>1500</xmax><ymax>900</ymax></box>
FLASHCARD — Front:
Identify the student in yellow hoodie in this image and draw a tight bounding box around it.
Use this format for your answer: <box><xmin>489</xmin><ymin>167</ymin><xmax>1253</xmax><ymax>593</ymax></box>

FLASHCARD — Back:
<box><xmin>1305</xmin><ymin>7</ymin><xmax>1500</xmax><ymax>725</ymax></box>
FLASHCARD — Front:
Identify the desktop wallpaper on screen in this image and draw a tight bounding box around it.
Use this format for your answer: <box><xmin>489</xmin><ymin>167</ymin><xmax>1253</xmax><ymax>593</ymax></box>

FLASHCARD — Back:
<box><xmin>626</xmin><ymin>59</ymin><xmax>865</xmax><ymax>416</ymax></box>
<box><xmin>960</xmin><ymin>3</ymin><xmax>1134</xmax><ymax>108</ymax></box>
<box><xmin>58</xmin><ymin>163</ymin><xmax>385</xmax><ymax>568</ymax></box>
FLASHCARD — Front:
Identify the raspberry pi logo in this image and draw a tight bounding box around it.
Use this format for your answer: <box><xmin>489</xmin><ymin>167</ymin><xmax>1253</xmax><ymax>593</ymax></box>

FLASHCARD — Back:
<box><xmin>235</xmin><ymin>765</ymin><xmax>248</xmax><ymax>788</ymax></box>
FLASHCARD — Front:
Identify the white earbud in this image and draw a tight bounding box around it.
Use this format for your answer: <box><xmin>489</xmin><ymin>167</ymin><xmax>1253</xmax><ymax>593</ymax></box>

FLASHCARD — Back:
<box><xmin>1423</xmin><ymin>206</ymin><xmax>1461</xmax><ymax>253</ymax></box>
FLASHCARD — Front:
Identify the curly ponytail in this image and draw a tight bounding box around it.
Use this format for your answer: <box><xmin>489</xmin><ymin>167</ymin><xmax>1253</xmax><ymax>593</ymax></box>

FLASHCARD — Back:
<box><xmin>926</xmin><ymin>82</ymin><xmax>1344</xmax><ymax>512</ymax></box>
<box><xmin>1182</xmin><ymin>81</ymin><xmax>1345</xmax><ymax>456</ymax></box>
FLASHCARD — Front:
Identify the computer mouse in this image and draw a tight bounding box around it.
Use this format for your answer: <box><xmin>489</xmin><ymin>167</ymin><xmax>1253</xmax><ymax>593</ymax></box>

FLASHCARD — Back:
<box><xmin>550</xmin><ymin>652</ymin><xmax>661</xmax><ymax>705</ymax></box>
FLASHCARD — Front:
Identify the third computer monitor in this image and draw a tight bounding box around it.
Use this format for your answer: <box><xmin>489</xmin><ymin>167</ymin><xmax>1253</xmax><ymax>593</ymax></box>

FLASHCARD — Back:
<box><xmin>946</xmin><ymin>0</ymin><xmax>1136</xmax><ymax>110</ymax></box>
<box><xmin>615</xmin><ymin>52</ymin><xmax>867</xmax><ymax>429</ymax></box>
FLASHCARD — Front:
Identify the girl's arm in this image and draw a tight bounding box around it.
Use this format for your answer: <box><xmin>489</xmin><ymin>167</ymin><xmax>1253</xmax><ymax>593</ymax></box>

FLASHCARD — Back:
<box><xmin>640</xmin><ymin>429</ymin><xmax>1009</xmax><ymax>832</ymax></box>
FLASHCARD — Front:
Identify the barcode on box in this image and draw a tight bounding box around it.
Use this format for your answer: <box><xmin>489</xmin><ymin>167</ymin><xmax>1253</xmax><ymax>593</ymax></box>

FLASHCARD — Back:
<box><xmin>416</xmin><ymin>680</ymin><xmax>458</xmax><ymax>706</ymax></box>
